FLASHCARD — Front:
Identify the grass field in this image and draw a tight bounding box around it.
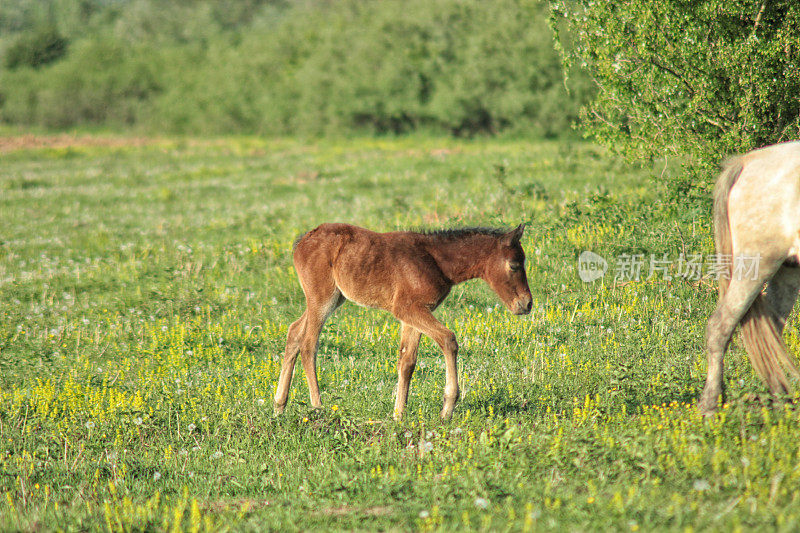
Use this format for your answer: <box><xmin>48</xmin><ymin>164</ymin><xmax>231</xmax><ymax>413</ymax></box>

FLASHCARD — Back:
<box><xmin>3</xmin><ymin>135</ymin><xmax>800</xmax><ymax>531</ymax></box>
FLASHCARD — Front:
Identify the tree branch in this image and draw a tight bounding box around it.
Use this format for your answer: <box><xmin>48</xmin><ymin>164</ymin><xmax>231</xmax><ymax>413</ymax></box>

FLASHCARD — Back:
<box><xmin>752</xmin><ymin>1</ymin><xmax>767</xmax><ymax>38</ymax></box>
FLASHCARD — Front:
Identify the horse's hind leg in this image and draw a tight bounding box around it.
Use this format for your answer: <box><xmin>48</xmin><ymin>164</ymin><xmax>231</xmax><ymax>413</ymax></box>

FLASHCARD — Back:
<box><xmin>393</xmin><ymin>324</ymin><xmax>422</xmax><ymax>421</ymax></box>
<box><xmin>274</xmin><ymin>311</ymin><xmax>307</xmax><ymax>415</ymax></box>
<box><xmin>766</xmin><ymin>265</ymin><xmax>800</xmax><ymax>332</ymax></box>
<box><xmin>700</xmin><ymin>261</ymin><xmax>782</xmax><ymax>415</ymax></box>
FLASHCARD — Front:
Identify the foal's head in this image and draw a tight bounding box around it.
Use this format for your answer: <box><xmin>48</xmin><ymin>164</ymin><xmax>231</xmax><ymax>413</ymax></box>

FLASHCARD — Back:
<box><xmin>484</xmin><ymin>224</ymin><xmax>532</xmax><ymax>315</ymax></box>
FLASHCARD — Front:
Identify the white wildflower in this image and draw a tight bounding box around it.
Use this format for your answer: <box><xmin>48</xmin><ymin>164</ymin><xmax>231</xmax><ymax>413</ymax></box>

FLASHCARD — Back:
<box><xmin>474</xmin><ymin>497</ymin><xmax>489</xmax><ymax>510</ymax></box>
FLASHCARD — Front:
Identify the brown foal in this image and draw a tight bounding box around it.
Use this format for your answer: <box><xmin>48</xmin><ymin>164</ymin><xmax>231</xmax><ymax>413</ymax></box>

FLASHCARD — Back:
<box><xmin>273</xmin><ymin>222</ymin><xmax>532</xmax><ymax>420</ymax></box>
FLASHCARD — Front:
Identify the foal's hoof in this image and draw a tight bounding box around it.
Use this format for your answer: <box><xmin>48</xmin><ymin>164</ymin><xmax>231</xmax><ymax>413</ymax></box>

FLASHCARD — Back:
<box><xmin>273</xmin><ymin>403</ymin><xmax>286</xmax><ymax>416</ymax></box>
<box><xmin>439</xmin><ymin>408</ymin><xmax>454</xmax><ymax>421</ymax></box>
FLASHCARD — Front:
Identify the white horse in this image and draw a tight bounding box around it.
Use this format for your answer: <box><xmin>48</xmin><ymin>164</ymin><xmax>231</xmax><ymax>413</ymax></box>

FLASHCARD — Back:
<box><xmin>700</xmin><ymin>141</ymin><xmax>800</xmax><ymax>414</ymax></box>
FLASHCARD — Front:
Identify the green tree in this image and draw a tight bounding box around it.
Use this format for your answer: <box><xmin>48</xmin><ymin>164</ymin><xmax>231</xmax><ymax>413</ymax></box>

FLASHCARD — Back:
<box><xmin>550</xmin><ymin>0</ymin><xmax>800</xmax><ymax>198</ymax></box>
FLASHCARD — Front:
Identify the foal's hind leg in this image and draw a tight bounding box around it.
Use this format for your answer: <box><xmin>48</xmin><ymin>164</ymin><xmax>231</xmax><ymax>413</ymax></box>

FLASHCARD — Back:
<box><xmin>274</xmin><ymin>311</ymin><xmax>307</xmax><ymax>415</ymax></box>
<box><xmin>274</xmin><ymin>257</ymin><xmax>344</xmax><ymax>414</ymax></box>
<box><xmin>299</xmin><ymin>292</ymin><xmax>344</xmax><ymax>409</ymax></box>
<box><xmin>393</xmin><ymin>324</ymin><xmax>422</xmax><ymax>421</ymax></box>
<box><xmin>700</xmin><ymin>263</ymin><xmax>781</xmax><ymax>415</ymax></box>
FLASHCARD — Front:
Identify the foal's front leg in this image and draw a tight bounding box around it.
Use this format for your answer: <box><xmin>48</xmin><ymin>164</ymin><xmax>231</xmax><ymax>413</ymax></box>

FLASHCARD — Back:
<box><xmin>393</xmin><ymin>324</ymin><xmax>422</xmax><ymax>421</ymax></box>
<box><xmin>396</xmin><ymin>306</ymin><xmax>460</xmax><ymax>420</ymax></box>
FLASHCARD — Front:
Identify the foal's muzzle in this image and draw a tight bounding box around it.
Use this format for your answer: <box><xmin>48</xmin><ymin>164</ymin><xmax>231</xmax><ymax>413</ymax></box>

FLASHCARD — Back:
<box><xmin>512</xmin><ymin>295</ymin><xmax>533</xmax><ymax>315</ymax></box>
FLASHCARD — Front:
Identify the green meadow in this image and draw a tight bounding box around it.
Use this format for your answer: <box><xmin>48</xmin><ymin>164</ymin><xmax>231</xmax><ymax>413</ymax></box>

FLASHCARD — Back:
<box><xmin>2</xmin><ymin>136</ymin><xmax>800</xmax><ymax>531</ymax></box>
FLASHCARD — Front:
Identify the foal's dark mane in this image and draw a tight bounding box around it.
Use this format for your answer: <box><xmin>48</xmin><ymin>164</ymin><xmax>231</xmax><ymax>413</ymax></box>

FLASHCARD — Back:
<box><xmin>416</xmin><ymin>227</ymin><xmax>506</xmax><ymax>240</ymax></box>
<box><xmin>295</xmin><ymin>226</ymin><xmax>508</xmax><ymax>250</ymax></box>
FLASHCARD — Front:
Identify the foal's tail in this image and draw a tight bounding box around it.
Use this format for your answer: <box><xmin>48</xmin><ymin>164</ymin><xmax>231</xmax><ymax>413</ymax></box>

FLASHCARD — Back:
<box><xmin>292</xmin><ymin>231</ymin><xmax>308</xmax><ymax>251</ymax></box>
<box><xmin>714</xmin><ymin>156</ymin><xmax>799</xmax><ymax>394</ymax></box>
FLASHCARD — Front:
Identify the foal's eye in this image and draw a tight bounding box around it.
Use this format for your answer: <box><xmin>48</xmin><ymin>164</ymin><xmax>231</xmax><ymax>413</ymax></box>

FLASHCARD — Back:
<box><xmin>509</xmin><ymin>263</ymin><xmax>523</xmax><ymax>272</ymax></box>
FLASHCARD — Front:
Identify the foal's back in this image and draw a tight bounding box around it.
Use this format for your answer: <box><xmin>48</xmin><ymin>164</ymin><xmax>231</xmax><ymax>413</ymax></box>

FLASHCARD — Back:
<box><xmin>293</xmin><ymin>223</ymin><xmax>448</xmax><ymax>311</ymax></box>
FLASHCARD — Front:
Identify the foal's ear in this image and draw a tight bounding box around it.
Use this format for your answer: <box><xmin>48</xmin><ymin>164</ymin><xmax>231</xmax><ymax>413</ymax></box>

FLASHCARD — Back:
<box><xmin>502</xmin><ymin>223</ymin><xmax>525</xmax><ymax>245</ymax></box>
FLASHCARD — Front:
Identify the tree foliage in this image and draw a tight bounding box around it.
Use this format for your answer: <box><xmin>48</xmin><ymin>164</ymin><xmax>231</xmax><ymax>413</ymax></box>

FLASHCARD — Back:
<box><xmin>550</xmin><ymin>0</ymin><xmax>800</xmax><ymax>195</ymax></box>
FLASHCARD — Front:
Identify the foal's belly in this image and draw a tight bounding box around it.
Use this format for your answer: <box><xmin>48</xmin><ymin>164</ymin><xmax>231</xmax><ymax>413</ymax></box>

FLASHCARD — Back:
<box><xmin>337</xmin><ymin>286</ymin><xmax>382</xmax><ymax>309</ymax></box>
<box><xmin>334</xmin><ymin>274</ymin><xmax>391</xmax><ymax>310</ymax></box>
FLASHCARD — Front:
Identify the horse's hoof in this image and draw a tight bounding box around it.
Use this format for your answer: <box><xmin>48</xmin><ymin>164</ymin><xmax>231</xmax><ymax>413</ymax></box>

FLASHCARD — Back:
<box><xmin>697</xmin><ymin>395</ymin><xmax>719</xmax><ymax>417</ymax></box>
<box><xmin>698</xmin><ymin>405</ymin><xmax>717</xmax><ymax>418</ymax></box>
<box><xmin>273</xmin><ymin>403</ymin><xmax>286</xmax><ymax>416</ymax></box>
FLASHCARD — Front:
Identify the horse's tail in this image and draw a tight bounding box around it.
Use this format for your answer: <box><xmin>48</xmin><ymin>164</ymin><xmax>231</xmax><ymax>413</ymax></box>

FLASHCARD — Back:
<box><xmin>740</xmin><ymin>296</ymin><xmax>798</xmax><ymax>394</ymax></box>
<box><xmin>712</xmin><ymin>156</ymin><xmax>743</xmax><ymax>299</ymax></box>
<box><xmin>714</xmin><ymin>156</ymin><xmax>799</xmax><ymax>393</ymax></box>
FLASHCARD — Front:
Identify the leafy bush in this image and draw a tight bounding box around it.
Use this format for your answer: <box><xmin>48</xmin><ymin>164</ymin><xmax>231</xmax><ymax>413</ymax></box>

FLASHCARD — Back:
<box><xmin>550</xmin><ymin>0</ymin><xmax>800</xmax><ymax>197</ymax></box>
<box><xmin>4</xmin><ymin>25</ymin><xmax>68</xmax><ymax>69</ymax></box>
